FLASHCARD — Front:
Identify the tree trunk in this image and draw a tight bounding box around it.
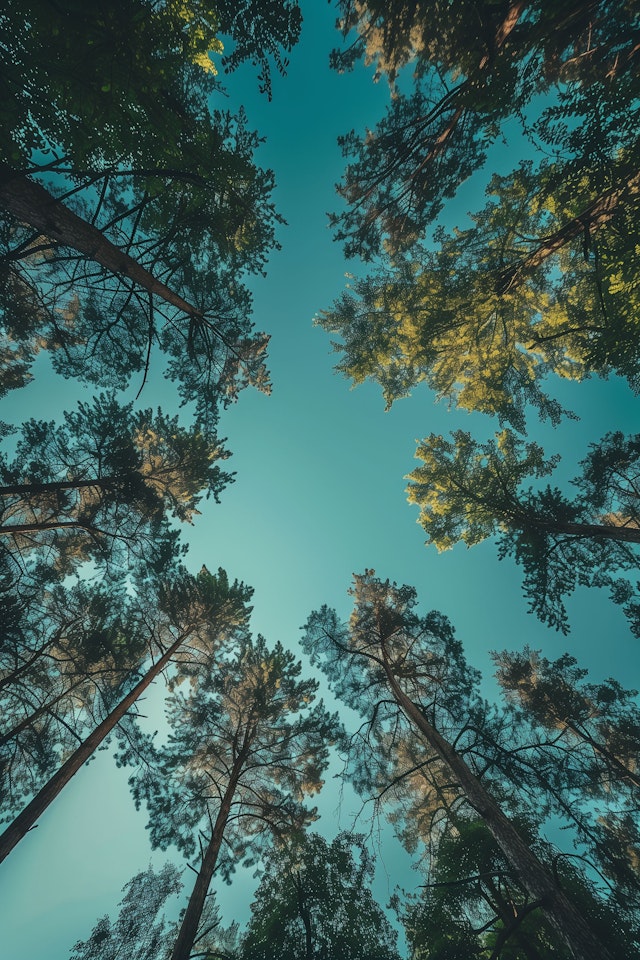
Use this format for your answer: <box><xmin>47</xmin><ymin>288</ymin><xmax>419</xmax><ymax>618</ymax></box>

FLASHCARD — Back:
<box><xmin>0</xmin><ymin>632</ymin><xmax>187</xmax><ymax>864</ymax></box>
<box><xmin>294</xmin><ymin>872</ymin><xmax>314</xmax><ymax>960</ymax></box>
<box><xmin>0</xmin><ymin>477</ymin><xmax>115</xmax><ymax>497</ymax></box>
<box><xmin>170</xmin><ymin>751</ymin><xmax>247</xmax><ymax>960</ymax></box>
<box><xmin>536</xmin><ymin>518</ymin><xmax>640</xmax><ymax>545</ymax></box>
<box><xmin>0</xmin><ymin>519</ymin><xmax>103</xmax><ymax>537</ymax></box>
<box><xmin>379</xmin><ymin>649</ymin><xmax>613</xmax><ymax>960</ymax></box>
<box><xmin>0</xmin><ymin>166</ymin><xmax>201</xmax><ymax>320</ymax></box>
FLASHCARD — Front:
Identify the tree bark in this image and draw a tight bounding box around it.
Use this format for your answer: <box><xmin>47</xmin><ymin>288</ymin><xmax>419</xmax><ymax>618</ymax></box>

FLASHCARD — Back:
<box><xmin>170</xmin><ymin>750</ymin><xmax>247</xmax><ymax>960</ymax></box>
<box><xmin>379</xmin><ymin>647</ymin><xmax>612</xmax><ymax>960</ymax></box>
<box><xmin>0</xmin><ymin>166</ymin><xmax>202</xmax><ymax>320</ymax></box>
<box><xmin>0</xmin><ymin>631</ymin><xmax>188</xmax><ymax>864</ymax></box>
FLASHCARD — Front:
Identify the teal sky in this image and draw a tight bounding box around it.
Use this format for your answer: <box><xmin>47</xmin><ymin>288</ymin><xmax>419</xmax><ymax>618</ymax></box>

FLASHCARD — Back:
<box><xmin>1</xmin><ymin>4</ymin><xmax>639</xmax><ymax>958</ymax></box>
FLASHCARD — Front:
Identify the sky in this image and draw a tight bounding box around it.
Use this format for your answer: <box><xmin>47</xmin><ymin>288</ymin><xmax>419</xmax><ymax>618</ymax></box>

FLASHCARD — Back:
<box><xmin>1</xmin><ymin>3</ymin><xmax>639</xmax><ymax>958</ymax></box>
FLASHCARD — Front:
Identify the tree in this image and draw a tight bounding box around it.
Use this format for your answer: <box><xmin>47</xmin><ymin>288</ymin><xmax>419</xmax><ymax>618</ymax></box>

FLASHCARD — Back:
<box><xmin>493</xmin><ymin>647</ymin><xmax>640</xmax><ymax>905</ymax></box>
<box><xmin>320</xmin><ymin>3</ymin><xmax>640</xmax><ymax>424</ymax></box>
<box><xmin>319</xmin><ymin>154</ymin><xmax>640</xmax><ymax>426</ymax></box>
<box><xmin>68</xmin><ymin>863</ymin><xmax>183</xmax><ymax>960</ymax></box>
<box><xmin>330</xmin><ymin>0</ymin><xmax>640</xmax><ymax>258</ymax></box>
<box><xmin>0</xmin><ymin>564</ymin><xmax>253</xmax><ymax>864</ymax></box>
<box><xmin>0</xmin><ymin>0</ymin><xmax>303</xmax><ymax>425</ymax></box>
<box><xmin>0</xmin><ymin>571</ymin><xmax>149</xmax><ymax>823</ymax></box>
<box><xmin>401</xmin><ymin>816</ymin><xmax>637</xmax><ymax>959</ymax></box>
<box><xmin>240</xmin><ymin>831</ymin><xmax>400</xmax><ymax>960</ymax></box>
<box><xmin>302</xmin><ymin>571</ymin><xmax>614</xmax><ymax>960</ymax></box>
<box><xmin>406</xmin><ymin>429</ymin><xmax>640</xmax><ymax>632</ymax></box>
<box><xmin>0</xmin><ymin>391</ymin><xmax>231</xmax><ymax>580</ymax></box>
<box><xmin>128</xmin><ymin>634</ymin><xmax>338</xmax><ymax>960</ymax></box>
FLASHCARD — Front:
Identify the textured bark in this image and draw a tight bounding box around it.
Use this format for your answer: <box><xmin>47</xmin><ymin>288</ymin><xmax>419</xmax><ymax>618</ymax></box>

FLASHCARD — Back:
<box><xmin>379</xmin><ymin>647</ymin><xmax>612</xmax><ymax>960</ymax></box>
<box><xmin>0</xmin><ymin>632</ymin><xmax>187</xmax><ymax>864</ymax></box>
<box><xmin>170</xmin><ymin>749</ymin><xmax>248</xmax><ymax>960</ymax></box>
<box><xmin>0</xmin><ymin>166</ymin><xmax>201</xmax><ymax>319</ymax></box>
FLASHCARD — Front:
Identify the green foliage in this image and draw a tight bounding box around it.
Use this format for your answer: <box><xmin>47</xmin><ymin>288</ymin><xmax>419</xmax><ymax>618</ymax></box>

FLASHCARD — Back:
<box><xmin>130</xmin><ymin>633</ymin><xmax>338</xmax><ymax>871</ymax></box>
<box><xmin>303</xmin><ymin>572</ymin><xmax>640</xmax><ymax>957</ymax></box>
<box><xmin>494</xmin><ymin>647</ymin><xmax>640</xmax><ymax>904</ymax></box>
<box><xmin>240</xmin><ymin>831</ymin><xmax>400</xmax><ymax>960</ymax></box>
<box><xmin>0</xmin><ymin>572</ymin><xmax>145</xmax><ymax>822</ymax></box>
<box><xmin>301</xmin><ymin>572</ymin><xmax>481</xmax><ymax>828</ymax></box>
<box><xmin>0</xmin><ymin>0</ymin><xmax>304</xmax><ymax>423</ymax></box>
<box><xmin>331</xmin><ymin>0</ymin><xmax>640</xmax><ymax>257</ymax></box>
<box><xmin>0</xmin><ymin>391</ymin><xmax>232</xmax><ymax>579</ymax></box>
<box><xmin>407</xmin><ymin>428</ymin><xmax>640</xmax><ymax>632</ymax></box>
<box><xmin>69</xmin><ymin>863</ymin><xmax>183</xmax><ymax>960</ymax></box>
<box><xmin>402</xmin><ymin>817</ymin><xmax>636</xmax><ymax>959</ymax></box>
<box><xmin>322</xmin><ymin>1</ymin><xmax>640</xmax><ymax>428</ymax></box>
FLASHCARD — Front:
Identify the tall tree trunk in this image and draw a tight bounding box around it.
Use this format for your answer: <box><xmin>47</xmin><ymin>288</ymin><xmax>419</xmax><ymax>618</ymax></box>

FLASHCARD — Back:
<box><xmin>0</xmin><ymin>519</ymin><xmax>105</xmax><ymax>537</ymax></box>
<box><xmin>535</xmin><ymin>518</ymin><xmax>640</xmax><ymax>545</ymax></box>
<box><xmin>0</xmin><ymin>166</ymin><xmax>201</xmax><ymax>320</ymax></box>
<box><xmin>0</xmin><ymin>477</ymin><xmax>115</xmax><ymax>497</ymax></box>
<box><xmin>0</xmin><ymin>631</ymin><xmax>188</xmax><ymax>864</ymax></box>
<box><xmin>379</xmin><ymin>648</ymin><xmax>612</xmax><ymax>960</ymax></box>
<box><xmin>170</xmin><ymin>751</ymin><xmax>247</xmax><ymax>960</ymax></box>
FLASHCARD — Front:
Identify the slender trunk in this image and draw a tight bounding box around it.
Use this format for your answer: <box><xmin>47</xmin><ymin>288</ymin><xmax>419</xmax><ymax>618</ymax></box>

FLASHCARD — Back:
<box><xmin>294</xmin><ymin>873</ymin><xmax>314</xmax><ymax>960</ymax></box>
<box><xmin>0</xmin><ymin>519</ymin><xmax>101</xmax><ymax>536</ymax></box>
<box><xmin>380</xmin><ymin>649</ymin><xmax>612</xmax><ymax>960</ymax></box>
<box><xmin>170</xmin><ymin>752</ymin><xmax>246</xmax><ymax>960</ymax></box>
<box><xmin>0</xmin><ymin>632</ymin><xmax>186</xmax><ymax>864</ymax></box>
<box><xmin>497</xmin><ymin>172</ymin><xmax>640</xmax><ymax>294</ymax></box>
<box><xmin>0</xmin><ymin>166</ymin><xmax>201</xmax><ymax>320</ymax></box>
<box><xmin>0</xmin><ymin>477</ymin><xmax>115</xmax><ymax>497</ymax></box>
<box><xmin>535</xmin><ymin>518</ymin><xmax>640</xmax><ymax>545</ymax></box>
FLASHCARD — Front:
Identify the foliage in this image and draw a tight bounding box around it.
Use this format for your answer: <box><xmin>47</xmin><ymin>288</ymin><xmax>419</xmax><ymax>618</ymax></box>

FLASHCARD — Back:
<box><xmin>494</xmin><ymin>646</ymin><xmax>640</xmax><ymax>906</ymax></box>
<box><xmin>402</xmin><ymin>816</ymin><xmax>637</xmax><ymax>959</ymax></box>
<box><xmin>302</xmin><ymin>571</ymin><xmax>625</xmax><ymax>960</ymax></box>
<box><xmin>131</xmin><ymin>634</ymin><xmax>337</xmax><ymax>868</ymax></box>
<box><xmin>68</xmin><ymin>863</ymin><xmax>183</xmax><ymax>960</ymax></box>
<box><xmin>0</xmin><ymin>571</ymin><xmax>144</xmax><ymax>822</ymax></box>
<box><xmin>240</xmin><ymin>831</ymin><xmax>400</xmax><ymax>960</ymax></box>
<box><xmin>0</xmin><ymin>0</ymin><xmax>303</xmax><ymax>427</ymax></box>
<box><xmin>0</xmin><ymin>391</ymin><xmax>232</xmax><ymax>581</ymax></box>
<box><xmin>127</xmin><ymin>632</ymin><xmax>339</xmax><ymax>960</ymax></box>
<box><xmin>330</xmin><ymin>0</ymin><xmax>640</xmax><ymax>257</ymax></box>
<box><xmin>0</xmin><ymin>563</ymin><xmax>252</xmax><ymax>834</ymax></box>
<box><xmin>320</xmin><ymin>1</ymin><xmax>640</xmax><ymax>425</ymax></box>
<box><xmin>407</xmin><ymin>428</ymin><xmax>640</xmax><ymax>632</ymax></box>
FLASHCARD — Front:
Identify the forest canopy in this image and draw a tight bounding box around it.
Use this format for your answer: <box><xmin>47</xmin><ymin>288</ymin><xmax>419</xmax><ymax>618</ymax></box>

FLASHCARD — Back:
<box><xmin>1</xmin><ymin>3</ymin><xmax>639</xmax><ymax>960</ymax></box>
